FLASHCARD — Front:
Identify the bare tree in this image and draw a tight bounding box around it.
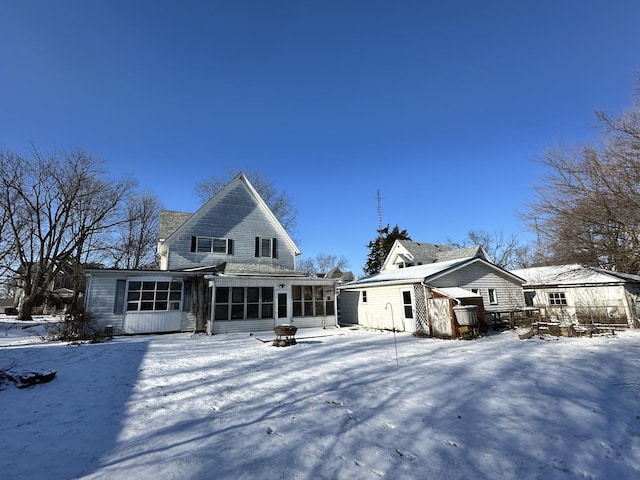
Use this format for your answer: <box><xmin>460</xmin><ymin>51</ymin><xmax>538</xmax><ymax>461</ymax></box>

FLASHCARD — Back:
<box><xmin>448</xmin><ymin>229</ymin><xmax>532</xmax><ymax>269</ymax></box>
<box><xmin>0</xmin><ymin>147</ymin><xmax>134</xmax><ymax>320</ymax></box>
<box><xmin>108</xmin><ymin>191</ymin><xmax>161</xmax><ymax>269</ymax></box>
<box><xmin>524</xmin><ymin>82</ymin><xmax>640</xmax><ymax>273</ymax></box>
<box><xmin>195</xmin><ymin>170</ymin><xmax>297</xmax><ymax>232</ymax></box>
<box><xmin>297</xmin><ymin>253</ymin><xmax>350</xmax><ymax>276</ymax></box>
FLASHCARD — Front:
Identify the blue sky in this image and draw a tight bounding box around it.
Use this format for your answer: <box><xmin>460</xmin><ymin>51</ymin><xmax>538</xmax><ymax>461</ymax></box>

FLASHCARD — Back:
<box><xmin>1</xmin><ymin>1</ymin><xmax>639</xmax><ymax>274</ymax></box>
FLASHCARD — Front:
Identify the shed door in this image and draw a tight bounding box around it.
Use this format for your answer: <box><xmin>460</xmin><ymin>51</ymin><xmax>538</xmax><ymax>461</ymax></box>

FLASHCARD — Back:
<box><xmin>429</xmin><ymin>298</ymin><xmax>452</xmax><ymax>336</ymax></box>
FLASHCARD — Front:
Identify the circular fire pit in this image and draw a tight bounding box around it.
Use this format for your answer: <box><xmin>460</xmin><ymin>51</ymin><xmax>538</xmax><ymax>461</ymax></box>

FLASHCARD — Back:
<box><xmin>273</xmin><ymin>324</ymin><xmax>297</xmax><ymax>347</ymax></box>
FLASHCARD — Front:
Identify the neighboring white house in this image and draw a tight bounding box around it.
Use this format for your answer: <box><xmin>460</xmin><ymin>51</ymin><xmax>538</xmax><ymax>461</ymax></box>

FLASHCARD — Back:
<box><xmin>339</xmin><ymin>254</ymin><xmax>526</xmax><ymax>338</ymax></box>
<box><xmin>381</xmin><ymin>239</ymin><xmax>491</xmax><ymax>271</ymax></box>
<box><xmin>84</xmin><ymin>173</ymin><xmax>339</xmax><ymax>335</ymax></box>
<box><xmin>511</xmin><ymin>264</ymin><xmax>640</xmax><ymax>329</ymax></box>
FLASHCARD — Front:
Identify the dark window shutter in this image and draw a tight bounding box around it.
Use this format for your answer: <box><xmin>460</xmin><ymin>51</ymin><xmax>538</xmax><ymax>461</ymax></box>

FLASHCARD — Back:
<box><xmin>272</xmin><ymin>238</ymin><xmax>278</xmax><ymax>258</ymax></box>
<box><xmin>114</xmin><ymin>279</ymin><xmax>126</xmax><ymax>314</ymax></box>
<box><xmin>255</xmin><ymin>237</ymin><xmax>260</xmax><ymax>257</ymax></box>
<box><xmin>228</xmin><ymin>239</ymin><xmax>234</xmax><ymax>255</ymax></box>
<box><xmin>191</xmin><ymin>236</ymin><xmax>197</xmax><ymax>252</ymax></box>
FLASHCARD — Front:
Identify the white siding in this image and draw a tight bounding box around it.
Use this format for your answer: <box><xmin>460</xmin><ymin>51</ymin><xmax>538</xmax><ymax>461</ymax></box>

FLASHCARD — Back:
<box><xmin>84</xmin><ymin>273</ymin><xmax>125</xmax><ymax>333</ymax></box>
<box><xmin>429</xmin><ymin>263</ymin><xmax>525</xmax><ymax>312</ymax></box>
<box><xmin>123</xmin><ymin>311</ymin><xmax>182</xmax><ymax>334</ymax></box>
<box><xmin>165</xmin><ymin>182</ymin><xmax>296</xmax><ymax>270</ymax></box>
<box><xmin>338</xmin><ymin>284</ymin><xmax>416</xmax><ymax>332</ymax></box>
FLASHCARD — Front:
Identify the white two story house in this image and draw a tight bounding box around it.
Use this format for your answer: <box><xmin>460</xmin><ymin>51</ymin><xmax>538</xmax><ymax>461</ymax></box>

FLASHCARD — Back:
<box><xmin>84</xmin><ymin>173</ymin><xmax>339</xmax><ymax>335</ymax></box>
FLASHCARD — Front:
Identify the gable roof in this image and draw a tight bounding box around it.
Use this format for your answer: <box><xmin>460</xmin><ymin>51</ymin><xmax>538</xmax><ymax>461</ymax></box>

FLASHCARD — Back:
<box><xmin>383</xmin><ymin>240</ymin><xmax>491</xmax><ymax>270</ymax></box>
<box><xmin>397</xmin><ymin>240</ymin><xmax>453</xmax><ymax>262</ymax></box>
<box><xmin>160</xmin><ymin>173</ymin><xmax>300</xmax><ymax>255</ymax></box>
<box><xmin>511</xmin><ymin>264</ymin><xmax>640</xmax><ymax>287</ymax></box>
<box><xmin>343</xmin><ymin>256</ymin><xmax>524</xmax><ymax>288</ymax></box>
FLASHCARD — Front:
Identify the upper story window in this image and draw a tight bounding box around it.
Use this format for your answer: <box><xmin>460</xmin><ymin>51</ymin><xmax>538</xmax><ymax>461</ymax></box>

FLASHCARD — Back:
<box><xmin>548</xmin><ymin>292</ymin><xmax>567</xmax><ymax>306</ymax></box>
<box><xmin>191</xmin><ymin>236</ymin><xmax>233</xmax><ymax>254</ymax></box>
<box><xmin>255</xmin><ymin>237</ymin><xmax>278</xmax><ymax>258</ymax></box>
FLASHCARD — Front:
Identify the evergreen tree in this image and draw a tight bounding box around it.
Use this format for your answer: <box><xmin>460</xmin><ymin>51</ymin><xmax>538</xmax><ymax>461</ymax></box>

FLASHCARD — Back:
<box><xmin>363</xmin><ymin>224</ymin><xmax>411</xmax><ymax>275</ymax></box>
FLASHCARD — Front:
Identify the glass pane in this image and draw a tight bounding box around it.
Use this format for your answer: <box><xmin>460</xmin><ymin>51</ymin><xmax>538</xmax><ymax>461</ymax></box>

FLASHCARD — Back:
<box><xmin>215</xmin><ymin>305</ymin><xmax>228</xmax><ymax>320</ymax></box>
<box><xmin>261</xmin><ymin>238</ymin><xmax>271</xmax><ymax>257</ymax></box>
<box><xmin>155</xmin><ymin>301</ymin><xmax>167</xmax><ymax>310</ymax></box>
<box><xmin>247</xmin><ymin>287</ymin><xmax>259</xmax><ymax>303</ymax></box>
<box><xmin>169</xmin><ymin>291</ymin><xmax>181</xmax><ymax>301</ymax></box>
<box><xmin>141</xmin><ymin>302</ymin><xmax>154</xmax><ymax>311</ymax></box>
<box><xmin>231</xmin><ymin>304</ymin><xmax>244</xmax><ymax>319</ymax></box>
<box><xmin>142</xmin><ymin>291</ymin><xmax>155</xmax><ymax>301</ymax></box>
<box><xmin>304</xmin><ymin>301</ymin><xmax>313</xmax><ymax>316</ymax></box>
<box><xmin>170</xmin><ymin>301</ymin><xmax>180</xmax><ymax>310</ymax></box>
<box><xmin>314</xmin><ymin>286</ymin><xmax>323</xmax><ymax>300</ymax></box>
<box><xmin>170</xmin><ymin>281</ymin><xmax>182</xmax><ymax>291</ymax></box>
<box><xmin>197</xmin><ymin>237</ymin><xmax>212</xmax><ymax>252</ymax></box>
<box><xmin>216</xmin><ymin>287</ymin><xmax>229</xmax><ymax>303</ymax></box>
<box><xmin>126</xmin><ymin>302</ymin><xmax>138</xmax><ymax>311</ymax></box>
<box><xmin>262</xmin><ymin>304</ymin><xmax>274</xmax><ymax>319</ymax></box>
<box><xmin>262</xmin><ymin>287</ymin><xmax>274</xmax><ymax>302</ymax></box>
<box><xmin>315</xmin><ymin>301</ymin><xmax>324</xmax><ymax>316</ymax></box>
<box><xmin>156</xmin><ymin>282</ymin><xmax>169</xmax><ymax>291</ymax></box>
<box><xmin>156</xmin><ymin>291</ymin><xmax>168</xmax><ymax>301</ymax></box>
<box><xmin>143</xmin><ymin>281</ymin><xmax>155</xmax><ymax>290</ymax></box>
<box><xmin>232</xmin><ymin>287</ymin><xmax>244</xmax><ymax>303</ymax></box>
<box><xmin>303</xmin><ymin>286</ymin><xmax>313</xmax><ymax>300</ymax></box>
<box><xmin>128</xmin><ymin>281</ymin><xmax>141</xmax><ymax>291</ymax></box>
<box><xmin>212</xmin><ymin>238</ymin><xmax>227</xmax><ymax>253</ymax></box>
<box><xmin>292</xmin><ymin>285</ymin><xmax>302</xmax><ymax>301</ymax></box>
<box><xmin>293</xmin><ymin>302</ymin><xmax>302</xmax><ymax>317</ymax></box>
<box><xmin>127</xmin><ymin>291</ymin><xmax>140</xmax><ymax>301</ymax></box>
<box><xmin>247</xmin><ymin>304</ymin><xmax>259</xmax><ymax>318</ymax></box>
<box><xmin>404</xmin><ymin>305</ymin><xmax>413</xmax><ymax>318</ymax></box>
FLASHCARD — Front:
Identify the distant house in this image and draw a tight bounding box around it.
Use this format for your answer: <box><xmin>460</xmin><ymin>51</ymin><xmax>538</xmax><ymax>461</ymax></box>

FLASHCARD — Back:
<box><xmin>13</xmin><ymin>261</ymin><xmax>84</xmax><ymax>315</ymax></box>
<box><xmin>511</xmin><ymin>264</ymin><xmax>640</xmax><ymax>329</ymax></box>
<box><xmin>339</xmin><ymin>247</ymin><xmax>526</xmax><ymax>338</ymax></box>
<box><xmin>84</xmin><ymin>173</ymin><xmax>339</xmax><ymax>335</ymax></box>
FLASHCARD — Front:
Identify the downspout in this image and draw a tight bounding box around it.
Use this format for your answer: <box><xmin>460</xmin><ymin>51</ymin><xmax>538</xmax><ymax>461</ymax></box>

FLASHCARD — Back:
<box><xmin>205</xmin><ymin>275</ymin><xmax>215</xmax><ymax>335</ymax></box>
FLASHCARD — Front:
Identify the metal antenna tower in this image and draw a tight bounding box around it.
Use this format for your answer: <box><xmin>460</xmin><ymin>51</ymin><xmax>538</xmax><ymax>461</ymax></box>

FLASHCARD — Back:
<box><xmin>377</xmin><ymin>189</ymin><xmax>383</xmax><ymax>230</ymax></box>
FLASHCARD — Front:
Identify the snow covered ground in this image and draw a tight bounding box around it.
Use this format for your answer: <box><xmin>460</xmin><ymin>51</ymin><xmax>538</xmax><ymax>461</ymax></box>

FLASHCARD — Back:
<box><xmin>1</xmin><ymin>316</ymin><xmax>639</xmax><ymax>479</ymax></box>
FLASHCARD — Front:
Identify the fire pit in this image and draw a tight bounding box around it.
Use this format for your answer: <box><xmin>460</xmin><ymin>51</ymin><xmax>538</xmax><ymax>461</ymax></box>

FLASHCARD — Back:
<box><xmin>273</xmin><ymin>324</ymin><xmax>297</xmax><ymax>347</ymax></box>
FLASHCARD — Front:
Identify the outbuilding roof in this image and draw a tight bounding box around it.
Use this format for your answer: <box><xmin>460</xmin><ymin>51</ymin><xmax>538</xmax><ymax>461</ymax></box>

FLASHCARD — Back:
<box><xmin>511</xmin><ymin>264</ymin><xmax>640</xmax><ymax>286</ymax></box>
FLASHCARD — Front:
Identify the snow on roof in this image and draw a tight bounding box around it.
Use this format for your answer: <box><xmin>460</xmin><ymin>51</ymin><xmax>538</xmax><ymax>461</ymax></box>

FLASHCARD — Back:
<box><xmin>511</xmin><ymin>264</ymin><xmax>640</xmax><ymax>286</ymax></box>
<box><xmin>346</xmin><ymin>257</ymin><xmax>475</xmax><ymax>286</ymax></box>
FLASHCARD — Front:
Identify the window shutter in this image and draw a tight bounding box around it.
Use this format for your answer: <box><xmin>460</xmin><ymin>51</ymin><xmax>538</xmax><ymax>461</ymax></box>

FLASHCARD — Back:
<box><xmin>114</xmin><ymin>279</ymin><xmax>126</xmax><ymax>314</ymax></box>
<box><xmin>228</xmin><ymin>239</ymin><xmax>234</xmax><ymax>255</ymax></box>
<box><xmin>255</xmin><ymin>237</ymin><xmax>260</xmax><ymax>257</ymax></box>
<box><xmin>191</xmin><ymin>236</ymin><xmax>197</xmax><ymax>252</ymax></box>
<box><xmin>272</xmin><ymin>238</ymin><xmax>278</xmax><ymax>258</ymax></box>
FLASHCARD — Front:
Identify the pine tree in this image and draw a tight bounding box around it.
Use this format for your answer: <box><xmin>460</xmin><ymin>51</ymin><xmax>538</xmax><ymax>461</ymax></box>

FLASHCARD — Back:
<box><xmin>363</xmin><ymin>224</ymin><xmax>411</xmax><ymax>275</ymax></box>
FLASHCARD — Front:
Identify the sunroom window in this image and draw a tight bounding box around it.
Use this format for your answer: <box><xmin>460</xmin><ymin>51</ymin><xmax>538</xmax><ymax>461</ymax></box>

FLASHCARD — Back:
<box><xmin>126</xmin><ymin>280</ymin><xmax>182</xmax><ymax>312</ymax></box>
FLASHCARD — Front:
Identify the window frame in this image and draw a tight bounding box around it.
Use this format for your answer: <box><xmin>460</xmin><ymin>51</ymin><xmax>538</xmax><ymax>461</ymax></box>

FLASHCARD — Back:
<box><xmin>548</xmin><ymin>292</ymin><xmax>567</xmax><ymax>306</ymax></box>
<box><xmin>292</xmin><ymin>285</ymin><xmax>335</xmax><ymax>317</ymax></box>
<box><xmin>214</xmin><ymin>286</ymin><xmax>275</xmax><ymax>321</ymax></box>
<box><xmin>193</xmin><ymin>236</ymin><xmax>232</xmax><ymax>254</ymax></box>
<box><xmin>488</xmin><ymin>288</ymin><xmax>498</xmax><ymax>305</ymax></box>
<box><xmin>402</xmin><ymin>290</ymin><xmax>413</xmax><ymax>319</ymax></box>
<box><xmin>125</xmin><ymin>279</ymin><xmax>182</xmax><ymax>312</ymax></box>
